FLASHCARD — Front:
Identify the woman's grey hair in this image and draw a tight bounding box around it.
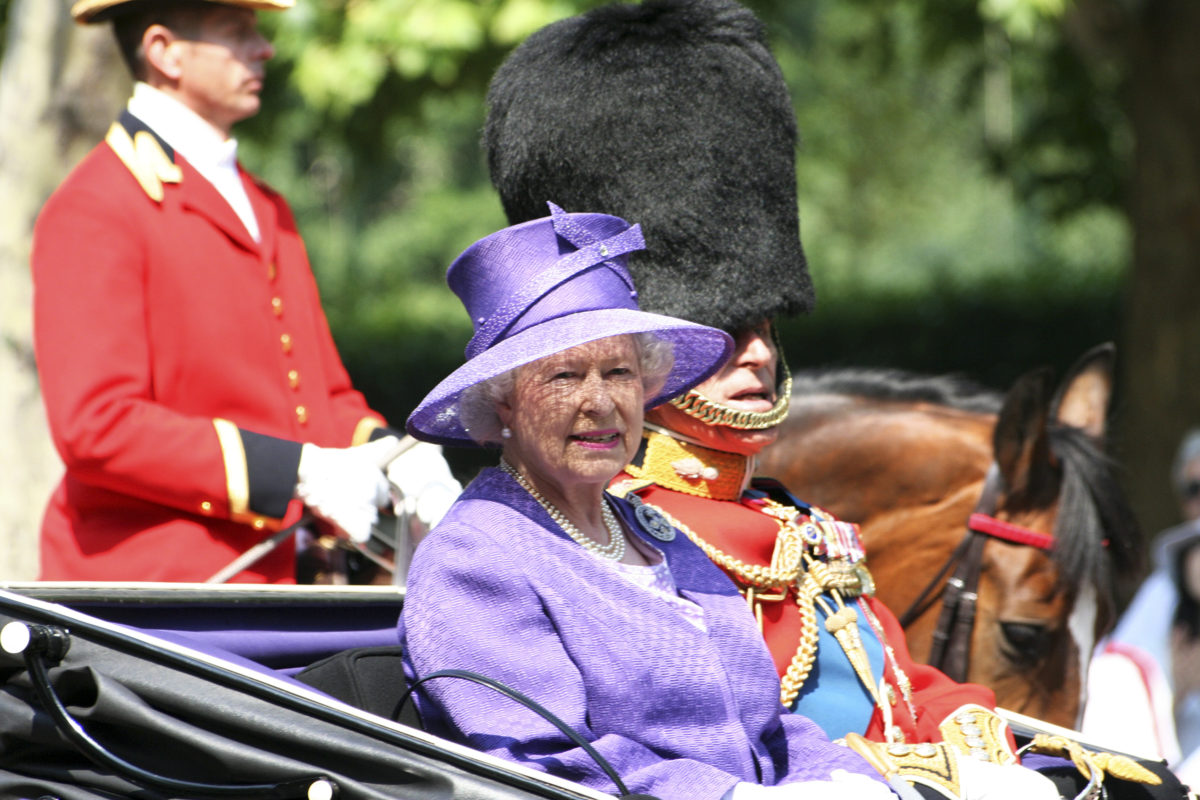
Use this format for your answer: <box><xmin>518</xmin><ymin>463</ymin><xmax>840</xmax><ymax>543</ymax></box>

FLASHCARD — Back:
<box><xmin>459</xmin><ymin>333</ymin><xmax>674</xmax><ymax>445</ymax></box>
<box><xmin>1173</xmin><ymin>428</ymin><xmax>1200</xmax><ymax>496</ymax></box>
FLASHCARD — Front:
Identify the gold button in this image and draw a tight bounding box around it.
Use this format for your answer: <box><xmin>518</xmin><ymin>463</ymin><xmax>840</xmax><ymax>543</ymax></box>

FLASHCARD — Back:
<box><xmin>280</xmin><ymin>333</ymin><xmax>292</xmax><ymax>353</ymax></box>
<box><xmin>267</xmin><ymin>262</ymin><xmax>277</xmax><ymax>281</ymax></box>
<box><xmin>252</xmin><ymin>518</ymin><xmax>266</xmax><ymax>530</ymax></box>
<box><xmin>295</xmin><ymin>405</ymin><xmax>308</xmax><ymax>424</ymax></box>
<box><xmin>200</xmin><ymin>501</ymin><xmax>213</xmax><ymax>513</ymax></box>
<box><xmin>271</xmin><ymin>297</ymin><xmax>284</xmax><ymax>317</ymax></box>
<box><xmin>287</xmin><ymin>369</ymin><xmax>300</xmax><ymax>389</ymax></box>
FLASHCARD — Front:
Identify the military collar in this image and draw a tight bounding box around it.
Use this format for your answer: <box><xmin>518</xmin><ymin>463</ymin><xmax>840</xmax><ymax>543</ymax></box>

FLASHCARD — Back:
<box><xmin>624</xmin><ymin>426</ymin><xmax>753</xmax><ymax>501</ymax></box>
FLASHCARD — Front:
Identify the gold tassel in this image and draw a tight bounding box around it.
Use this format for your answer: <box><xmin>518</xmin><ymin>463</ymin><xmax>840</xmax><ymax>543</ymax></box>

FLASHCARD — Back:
<box><xmin>824</xmin><ymin>604</ymin><xmax>883</xmax><ymax>707</ymax></box>
<box><xmin>1026</xmin><ymin>734</ymin><xmax>1161</xmax><ymax>786</ymax></box>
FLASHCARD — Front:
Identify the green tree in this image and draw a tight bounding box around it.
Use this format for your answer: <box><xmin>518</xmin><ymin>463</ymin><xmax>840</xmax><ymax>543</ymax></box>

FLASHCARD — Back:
<box><xmin>799</xmin><ymin>0</ymin><xmax>1200</xmax><ymax>537</ymax></box>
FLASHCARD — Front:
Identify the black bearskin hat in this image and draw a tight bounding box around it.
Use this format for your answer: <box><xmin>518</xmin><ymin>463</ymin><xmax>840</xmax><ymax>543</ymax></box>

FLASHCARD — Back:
<box><xmin>485</xmin><ymin>0</ymin><xmax>813</xmax><ymax>332</ymax></box>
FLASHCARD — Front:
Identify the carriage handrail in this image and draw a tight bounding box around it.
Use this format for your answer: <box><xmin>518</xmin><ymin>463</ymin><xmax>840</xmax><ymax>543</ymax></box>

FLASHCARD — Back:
<box><xmin>399</xmin><ymin>668</ymin><xmax>659</xmax><ymax>800</ymax></box>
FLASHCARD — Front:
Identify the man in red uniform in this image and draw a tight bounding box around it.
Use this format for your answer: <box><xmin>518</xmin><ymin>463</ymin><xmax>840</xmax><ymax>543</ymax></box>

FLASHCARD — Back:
<box><xmin>483</xmin><ymin>1</ymin><xmax>1181</xmax><ymax>798</ymax></box>
<box><xmin>32</xmin><ymin>0</ymin><xmax>458</xmax><ymax>583</ymax></box>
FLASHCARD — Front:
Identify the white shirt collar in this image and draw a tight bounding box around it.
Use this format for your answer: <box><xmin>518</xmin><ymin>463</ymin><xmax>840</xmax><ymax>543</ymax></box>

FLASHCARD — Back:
<box><xmin>126</xmin><ymin>83</ymin><xmax>260</xmax><ymax>241</ymax></box>
<box><xmin>128</xmin><ymin>82</ymin><xmax>234</xmax><ymax>169</ymax></box>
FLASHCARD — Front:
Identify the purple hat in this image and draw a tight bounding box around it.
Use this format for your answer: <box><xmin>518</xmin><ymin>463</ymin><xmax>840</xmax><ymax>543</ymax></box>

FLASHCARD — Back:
<box><xmin>406</xmin><ymin>204</ymin><xmax>734</xmax><ymax>447</ymax></box>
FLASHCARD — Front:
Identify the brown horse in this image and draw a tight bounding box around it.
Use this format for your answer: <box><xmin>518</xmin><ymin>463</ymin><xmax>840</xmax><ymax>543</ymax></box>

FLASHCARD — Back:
<box><xmin>757</xmin><ymin>344</ymin><xmax>1143</xmax><ymax>728</ymax></box>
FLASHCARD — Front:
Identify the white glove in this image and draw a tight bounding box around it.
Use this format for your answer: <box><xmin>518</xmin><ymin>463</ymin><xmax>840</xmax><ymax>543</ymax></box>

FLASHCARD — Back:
<box><xmin>726</xmin><ymin>770</ymin><xmax>897</xmax><ymax>799</ymax></box>
<box><xmin>956</xmin><ymin>756</ymin><xmax>1061</xmax><ymax>800</ymax></box>
<box><xmin>295</xmin><ymin>438</ymin><xmax>395</xmax><ymax>544</ymax></box>
<box><xmin>385</xmin><ymin>440</ymin><xmax>461</xmax><ymax>531</ymax></box>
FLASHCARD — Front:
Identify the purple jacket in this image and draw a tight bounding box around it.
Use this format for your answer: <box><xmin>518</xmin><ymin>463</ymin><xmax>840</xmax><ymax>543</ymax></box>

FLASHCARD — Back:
<box><xmin>399</xmin><ymin>467</ymin><xmax>884</xmax><ymax>799</ymax></box>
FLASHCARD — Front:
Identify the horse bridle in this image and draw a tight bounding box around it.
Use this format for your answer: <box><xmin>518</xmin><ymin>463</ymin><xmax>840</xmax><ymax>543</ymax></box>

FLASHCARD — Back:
<box><xmin>896</xmin><ymin>464</ymin><xmax>1055</xmax><ymax>682</ymax></box>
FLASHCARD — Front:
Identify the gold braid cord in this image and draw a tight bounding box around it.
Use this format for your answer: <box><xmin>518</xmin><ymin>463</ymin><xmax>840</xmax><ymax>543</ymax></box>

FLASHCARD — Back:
<box><xmin>668</xmin><ymin>385</ymin><xmax>791</xmax><ymax>431</ymax></box>
<box><xmin>642</xmin><ymin>499</ymin><xmax>872</xmax><ymax>707</ymax></box>
<box><xmin>781</xmin><ymin>570</ymin><xmax>822</xmax><ymax>707</ymax></box>
<box><xmin>1024</xmin><ymin>734</ymin><xmax>1161</xmax><ymax>787</ymax></box>
<box><xmin>647</xmin><ymin>502</ymin><xmax>802</xmax><ymax>590</ymax></box>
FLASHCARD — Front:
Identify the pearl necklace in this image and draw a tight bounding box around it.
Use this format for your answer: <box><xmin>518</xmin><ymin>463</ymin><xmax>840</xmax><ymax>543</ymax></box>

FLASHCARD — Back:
<box><xmin>499</xmin><ymin>460</ymin><xmax>626</xmax><ymax>561</ymax></box>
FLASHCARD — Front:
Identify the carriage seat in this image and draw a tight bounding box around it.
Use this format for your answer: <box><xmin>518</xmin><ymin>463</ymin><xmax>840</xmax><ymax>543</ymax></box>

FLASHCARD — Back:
<box><xmin>296</xmin><ymin>645</ymin><xmax>422</xmax><ymax>729</ymax></box>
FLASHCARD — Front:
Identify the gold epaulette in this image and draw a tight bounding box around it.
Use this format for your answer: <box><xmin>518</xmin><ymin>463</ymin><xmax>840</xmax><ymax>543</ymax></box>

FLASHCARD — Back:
<box><xmin>937</xmin><ymin>704</ymin><xmax>1018</xmax><ymax>766</ymax></box>
<box><xmin>842</xmin><ymin>732</ymin><xmax>964</xmax><ymax>799</ymax></box>
<box><xmin>105</xmin><ymin>120</ymin><xmax>182</xmax><ymax>202</ymax></box>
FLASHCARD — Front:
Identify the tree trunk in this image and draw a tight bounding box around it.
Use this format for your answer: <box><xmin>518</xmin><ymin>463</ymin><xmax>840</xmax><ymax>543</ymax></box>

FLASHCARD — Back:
<box><xmin>0</xmin><ymin>0</ymin><xmax>127</xmax><ymax>579</ymax></box>
<box><xmin>1118</xmin><ymin>0</ymin><xmax>1200</xmax><ymax>541</ymax></box>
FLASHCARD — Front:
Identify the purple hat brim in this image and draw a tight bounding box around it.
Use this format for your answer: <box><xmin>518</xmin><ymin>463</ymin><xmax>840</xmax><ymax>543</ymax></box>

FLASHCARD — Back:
<box><xmin>406</xmin><ymin>308</ymin><xmax>733</xmax><ymax>448</ymax></box>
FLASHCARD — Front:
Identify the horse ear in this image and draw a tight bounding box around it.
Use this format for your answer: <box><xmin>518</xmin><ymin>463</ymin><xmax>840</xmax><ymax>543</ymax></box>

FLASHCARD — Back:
<box><xmin>994</xmin><ymin>367</ymin><xmax>1055</xmax><ymax>496</ymax></box>
<box><xmin>1050</xmin><ymin>342</ymin><xmax>1114</xmax><ymax>439</ymax></box>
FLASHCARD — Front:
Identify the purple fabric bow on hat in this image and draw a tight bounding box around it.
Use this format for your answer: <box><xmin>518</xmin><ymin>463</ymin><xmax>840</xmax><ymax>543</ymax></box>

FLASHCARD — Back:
<box><xmin>406</xmin><ymin>203</ymin><xmax>733</xmax><ymax>447</ymax></box>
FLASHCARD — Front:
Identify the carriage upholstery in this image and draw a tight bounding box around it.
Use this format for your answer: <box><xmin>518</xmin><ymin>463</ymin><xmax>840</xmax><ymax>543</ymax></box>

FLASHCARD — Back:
<box><xmin>4</xmin><ymin>583</ymin><xmax>417</xmax><ymax>721</ymax></box>
<box><xmin>297</xmin><ymin>644</ymin><xmax>421</xmax><ymax>727</ymax></box>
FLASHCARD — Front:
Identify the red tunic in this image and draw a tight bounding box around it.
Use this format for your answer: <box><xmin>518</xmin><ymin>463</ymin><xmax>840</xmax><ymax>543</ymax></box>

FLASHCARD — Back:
<box><xmin>32</xmin><ymin>114</ymin><xmax>384</xmax><ymax>582</ymax></box>
<box><xmin>616</xmin><ymin>448</ymin><xmax>997</xmax><ymax>745</ymax></box>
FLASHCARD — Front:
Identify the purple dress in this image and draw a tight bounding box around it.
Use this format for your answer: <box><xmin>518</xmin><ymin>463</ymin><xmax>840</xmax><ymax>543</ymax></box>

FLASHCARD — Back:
<box><xmin>399</xmin><ymin>467</ymin><xmax>884</xmax><ymax>800</ymax></box>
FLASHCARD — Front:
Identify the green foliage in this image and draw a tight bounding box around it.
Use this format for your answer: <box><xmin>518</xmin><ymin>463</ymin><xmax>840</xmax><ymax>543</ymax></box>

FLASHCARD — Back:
<box><xmin>226</xmin><ymin>0</ymin><xmax>614</xmax><ymax>421</ymax></box>
<box><xmin>828</xmin><ymin>0</ymin><xmax>1130</xmax><ymax>220</ymax></box>
<box><xmin>979</xmin><ymin>0</ymin><xmax>1068</xmax><ymax>41</ymax></box>
<box><xmin>769</xmin><ymin>1</ymin><xmax>1126</xmax><ymax>316</ymax></box>
<box><xmin>223</xmin><ymin>0</ymin><xmax>1128</xmax><ymax>429</ymax></box>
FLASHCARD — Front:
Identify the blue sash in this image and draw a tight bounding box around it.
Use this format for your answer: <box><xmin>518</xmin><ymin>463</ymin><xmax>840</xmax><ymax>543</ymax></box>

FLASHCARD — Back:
<box><xmin>789</xmin><ymin>596</ymin><xmax>885</xmax><ymax>739</ymax></box>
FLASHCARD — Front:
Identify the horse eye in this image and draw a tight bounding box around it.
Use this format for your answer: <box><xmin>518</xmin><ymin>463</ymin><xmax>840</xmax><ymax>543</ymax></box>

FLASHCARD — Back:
<box><xmin>999</xmin><ymin>621</ymin><xmax>1052</xmax><ymax>666</ymax></box>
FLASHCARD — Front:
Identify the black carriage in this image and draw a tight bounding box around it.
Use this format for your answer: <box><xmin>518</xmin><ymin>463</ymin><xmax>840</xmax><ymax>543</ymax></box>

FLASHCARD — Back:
<box><xmin>0</xmin><ymin>582</ymin><xmax>615</xmax><ymax>800</ymax></box>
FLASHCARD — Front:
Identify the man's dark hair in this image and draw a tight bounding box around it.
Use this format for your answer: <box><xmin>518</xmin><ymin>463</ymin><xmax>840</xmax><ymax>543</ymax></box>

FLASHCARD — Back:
<box><xmin>111</xmin><ymin>1</ymin><xmax>217</xmax><ymax>80</ymax></box>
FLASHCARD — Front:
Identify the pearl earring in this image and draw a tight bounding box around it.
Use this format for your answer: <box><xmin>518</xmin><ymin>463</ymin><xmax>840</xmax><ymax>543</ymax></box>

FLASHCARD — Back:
<box><xmin>500</xmin><ymin>426</ymin><xmax>512</xmax><ymax>440</ymax></box>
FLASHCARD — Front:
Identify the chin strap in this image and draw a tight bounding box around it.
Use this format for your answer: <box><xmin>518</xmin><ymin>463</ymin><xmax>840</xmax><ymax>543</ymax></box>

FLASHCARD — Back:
<box><xmin>669</xmin><ymin>329</ymin><xmax>793</xmax><ymax>430</ymax></box>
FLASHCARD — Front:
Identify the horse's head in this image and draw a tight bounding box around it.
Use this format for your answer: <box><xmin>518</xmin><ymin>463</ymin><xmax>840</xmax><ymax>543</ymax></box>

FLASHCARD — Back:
<box><xmin>969</xmin><ymin>343</ymin><xmax>1142</xmax><ymax>726</ymax></box>
<box><xmin>759</xmin><ymin>346</ymin><xmax>1143</xmax><ymax>727</ymax></box>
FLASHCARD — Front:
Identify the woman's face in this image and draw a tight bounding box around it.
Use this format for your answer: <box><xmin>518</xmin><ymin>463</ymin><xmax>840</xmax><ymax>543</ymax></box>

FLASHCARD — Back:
<box><xmin>646</xmin><ymin>320</ymin><xmax>781</xmax><ymax>457</ymax></box>
<box><xmin>498</xmin><ymin>335</ymin><xmax>645</xmax><ymax>498</ymax></box>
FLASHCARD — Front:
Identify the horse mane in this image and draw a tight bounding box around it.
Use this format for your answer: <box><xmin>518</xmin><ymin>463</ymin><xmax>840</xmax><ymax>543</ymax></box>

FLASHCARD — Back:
<box><xmin>792</xmin><ymin>367</ymin><xmax>1003</xmax><ymax>415</ymax></box>
<box><xmin>1047</xmin><ymin>425</ymin><xmax>1143</xmax><ymax>628</ymax></box>
<box><xmin>792</xmin><ymin>365</ymin><xmax>1143</xmax><ymax>628</ymax></box>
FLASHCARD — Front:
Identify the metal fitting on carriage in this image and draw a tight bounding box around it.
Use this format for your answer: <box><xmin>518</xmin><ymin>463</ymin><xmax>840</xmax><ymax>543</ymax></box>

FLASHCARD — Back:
<box><xmin>0</xmin><ymin>621</ymin><xmax>71</xmax><ymax>663</ymax></box>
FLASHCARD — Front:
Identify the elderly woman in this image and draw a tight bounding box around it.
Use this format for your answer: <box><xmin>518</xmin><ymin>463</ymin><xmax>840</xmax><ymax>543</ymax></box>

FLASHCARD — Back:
<box><xmin>400</xmin><ymin>204</ymin><xmax>895</xmax><ymax>800</ymax></box>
